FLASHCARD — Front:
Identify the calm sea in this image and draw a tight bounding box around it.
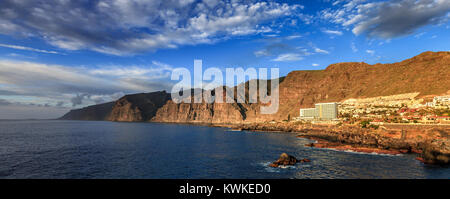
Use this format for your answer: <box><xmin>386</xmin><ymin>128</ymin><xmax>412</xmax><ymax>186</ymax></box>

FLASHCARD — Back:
<box><xmin>0</xmin><ymin>120</ymin><xmax>448</xmax><ymax>179</ymax></box>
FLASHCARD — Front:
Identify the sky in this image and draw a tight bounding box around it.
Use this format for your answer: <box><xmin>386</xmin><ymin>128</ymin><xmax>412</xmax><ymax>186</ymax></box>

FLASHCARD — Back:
<box><xmin>0</xmin><ymin>0</ymin><xmax>449</xmax><ymax>119</ymax></box>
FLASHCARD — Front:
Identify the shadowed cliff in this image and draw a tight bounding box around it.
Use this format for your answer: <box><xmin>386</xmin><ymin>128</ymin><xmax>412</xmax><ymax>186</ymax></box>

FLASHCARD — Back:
<box><xmin>60</xmin><ymin>101</ymin><xmax>115</xmax><ymax>121</ymax></box>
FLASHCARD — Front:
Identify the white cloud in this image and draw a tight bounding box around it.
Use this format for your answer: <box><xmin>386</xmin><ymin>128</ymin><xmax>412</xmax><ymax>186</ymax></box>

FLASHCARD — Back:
<box><xmin>0</xmin><ymin>0</ymin><xmax>305</xmax><ymax>55</ymax></box>
<box><xmin>254</xmin><ymin>42</ymin><xmax>317</xmax><ymax>60</ymax></box>
<box><xmin>332</xmin><ymin>1</ymin><xmax>342</xmax><ymax>6</ymax></box>
<box><xmin>312</xmin><ymin>63</ymin><xmax>319</xmax><ymax>66</ymax></box>
<box><xmin>414</xmin><ymin>32</ymin><xmax>427</xmax><ymax>39</ymax></box>
<box><xmin>271</xmin><ymin>53</ymin><xmax>303</xmax><ymax>62</ymax></box>
<box><xmin>320</xmin><ymin>0</ymin><xmax>450</xmax><ymax>39</ymax></box>
<box><xmin>0</xmin><ymin>43</ymin><xmax>60</xmax><ymax>54</ymax></box>
<box><xmin>306</xmin><ymin>42</ymin><xmax>331</xmax><ymax>55</ymax></box>
<box><xmin>313</xmin><ymin>47</ymin><xmax>330</xmax><ymax>54</ymax></box>
<box><xmin>351</xmin><ymin>42</ymin><xmax>358</xmax><ymax>52</ymax></box>
<box><xmin>286</xmin><ymin>35</ymin><xmax>302</xmax><ymax>40</ymax></box>
<box><xmin>366</xmin><ymin>49</ymin><xmax>375</xmax><ymax>55</ymax></box>
<box><xmin>254</xmin><ymin>49</ymin><xmax>270</xmax><ymax>57</ymax></box>
<box><xmin>90</xmin><ymin>62</ymin><xmax>173</xmax><ymax>80</ymax></box>
<box><xmin>322</xmin><ymin>29</ymin><xmax>343</xmax><ymax>36</ymax></box>
<box><xmin>0</xmin><ymin>19</ymin><xmax>21</xmax><ymax>34</ymax></box>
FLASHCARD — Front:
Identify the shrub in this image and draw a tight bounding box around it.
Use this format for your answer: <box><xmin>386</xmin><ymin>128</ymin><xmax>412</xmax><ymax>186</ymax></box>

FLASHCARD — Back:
<box><xmin>360</xmin><ymin>120</ymin><xmax>371</xmax><ymax>128</ymax></box>
<box><xmin>369</xmin><ymin>124</ymin><xmax>379</xmax><ymax>130</ymax></box>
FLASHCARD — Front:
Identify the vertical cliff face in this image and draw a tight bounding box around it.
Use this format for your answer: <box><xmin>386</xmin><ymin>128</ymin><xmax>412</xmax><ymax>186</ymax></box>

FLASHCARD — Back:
<box><xmin>107</xmin><ymin>91</ymin><xmax>171</xmax><ymax>122</ymax></box>
<box><xmin>151</xmin><ymin>100</ymin><xmax>246</xmax><ymax>123</ymax></box>
<box><xmin>60</xmin><ymin>51</ymin><xmax>450</xmax><ymax>124</ymax></box>
<box><xmin>151</xmin><ymin>88</ymin><xmax>249</xmax><ymax>123</ymax></box>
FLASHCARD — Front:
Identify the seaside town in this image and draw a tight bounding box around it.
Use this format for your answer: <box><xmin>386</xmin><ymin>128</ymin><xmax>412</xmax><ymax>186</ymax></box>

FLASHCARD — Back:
<box><xmin>296</xmin><ymin>93</ymin><xmax>450</xmax><ymax>126</ymax></box>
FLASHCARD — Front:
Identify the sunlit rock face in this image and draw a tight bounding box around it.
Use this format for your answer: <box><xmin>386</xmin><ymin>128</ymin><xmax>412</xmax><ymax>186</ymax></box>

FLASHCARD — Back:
<box><xmin>61</xmin><ymin>51</ymin><xmax>450</xmax><ymax>124</ymax></box>
<box><xmin>107</xmin><ymin>91</ymin><xmax>171</xmax><ymax>122</ymax></box>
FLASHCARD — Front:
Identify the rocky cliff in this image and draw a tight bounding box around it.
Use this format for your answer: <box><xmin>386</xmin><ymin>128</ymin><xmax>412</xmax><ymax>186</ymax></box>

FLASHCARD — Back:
<box><xmin>273</xmin><ymin>51</ymin><xmax>450</xmax><ymax>121</ymax></box>
<box><xmin>107</xmin><ymin>91</ymin><xmax>171</xmax><ymax>122</ymax></box>
<box><xmin>60</xmin><ymin>51</ymin><xmax>450</xmax><ymax>123</ymax></box>
<box><xmin>60</xmin><ymin>101</ymin><xmax>115</xmax><ymax>121</ymax></box>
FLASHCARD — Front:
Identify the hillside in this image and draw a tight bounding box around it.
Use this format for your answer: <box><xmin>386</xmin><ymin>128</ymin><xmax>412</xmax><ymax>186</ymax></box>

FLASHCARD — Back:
<box><xmin>60</xmin><ymin>51</ymin><xmax>450</xmax><ymax>123</ymax></box>
<box><xmin>60</xmin><ymin>101</ymin><xmax>115</xmax><ymax>121</ymax></box>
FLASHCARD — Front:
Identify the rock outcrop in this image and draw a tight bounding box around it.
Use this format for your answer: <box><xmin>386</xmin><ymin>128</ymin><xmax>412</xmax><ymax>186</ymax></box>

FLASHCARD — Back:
<box><xmin>268</xmin><ymin>153</ymin><xmax>309</xmax><ymax>168</ymax></box>
<box><xmin>107</xmin><ymin>91</ymin><xmax>171</xmax><ymax>122</ymax></box>
<box><xmin>417</xmin><ymin>138</ymin><xmax>450</xmax><ymax>165</ymax></box>
<box><xmin>269</xmin><ymin>153</ymin><xmax>298</xmax><ymax>167</ymax></box>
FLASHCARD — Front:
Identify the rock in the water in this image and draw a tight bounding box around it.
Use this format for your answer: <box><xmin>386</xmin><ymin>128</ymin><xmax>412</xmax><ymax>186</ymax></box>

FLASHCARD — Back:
<box><xmin>269</xmin><ymin>153</ymin><xmax>303</xmax><ymax>168</ymax></box>
<box><xmin>299</xmin><ymin>158</ymin><xmax>310</xmax><ymax>163</ymax></box>
<box><xmin>268</xmin><ymin>163</ymin><xmax>279</xmax><ymax>168</ymax></box>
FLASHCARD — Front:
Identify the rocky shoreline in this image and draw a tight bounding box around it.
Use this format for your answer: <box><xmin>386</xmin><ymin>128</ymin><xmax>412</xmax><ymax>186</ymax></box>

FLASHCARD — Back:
<box><xmin>216</xmin><ymin>122</ymin><xmax>450</xmax><ymax>165</ymax></box>
<box><xmin>302</xmin><ymin>137</ymin><xmax>406</xmax><ymax>155</ymax></box>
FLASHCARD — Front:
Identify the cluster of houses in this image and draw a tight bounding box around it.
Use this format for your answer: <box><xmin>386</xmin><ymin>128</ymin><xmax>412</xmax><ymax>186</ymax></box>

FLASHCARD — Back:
<box><xmin>425</xmin><ymin>95</ymin><xmax>450</xmax><ymax>108</ymax></box>
<box><xmin>394</xmin><ymin>108</ymin><xmax>450</xmax><ymax>124</ymax></box>
<box><xmin>296</xmin><ymin>95</ymin><xmax>450</xmax><ymax>125</ymax></box>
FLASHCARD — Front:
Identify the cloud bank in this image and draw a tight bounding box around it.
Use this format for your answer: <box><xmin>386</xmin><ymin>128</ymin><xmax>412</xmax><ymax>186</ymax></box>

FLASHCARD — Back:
<box><xmin>0</xmin><ymin>0</ymin><xmax>304</xmax><ymax>55</ymax></box>
<box><xmin>0</xmin><ymin>60</ymin><xmax>174</xmax><ymax>109</ymax></box>
<box><xmin>322</xmin><ymin>0</ymin><xmax>450</xmax><ymax>39</ymax></box>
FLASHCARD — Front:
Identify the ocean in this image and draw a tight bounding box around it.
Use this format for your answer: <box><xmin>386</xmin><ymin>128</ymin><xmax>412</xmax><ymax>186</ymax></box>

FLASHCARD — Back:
<box><xmin>0</xmin><ymin>120</ymin><xmax>448</xmax><ymax>179</ymax></box>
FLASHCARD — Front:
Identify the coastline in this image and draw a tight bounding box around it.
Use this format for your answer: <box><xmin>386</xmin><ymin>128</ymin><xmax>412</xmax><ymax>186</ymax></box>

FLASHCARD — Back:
<box><xmin>56</xmin><ymin>118</ymin><xmax>450</xmax><ymax>165</ymax></box>
<box><xmin>6</xmin><ymin>119</ymin><xmax>450</xmax><ymax>179</ymax></box>
<box><xmin>211</xmin><ymin>121</ymin><xmax>450</xmax><ymax>165</ymax></box>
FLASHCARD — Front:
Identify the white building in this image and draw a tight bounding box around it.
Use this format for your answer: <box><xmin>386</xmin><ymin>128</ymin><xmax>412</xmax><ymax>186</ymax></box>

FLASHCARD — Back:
<box><xmin>299</xmin><ymin>102</ymin><xmax>338</xmax><ymax>120</ymax></box>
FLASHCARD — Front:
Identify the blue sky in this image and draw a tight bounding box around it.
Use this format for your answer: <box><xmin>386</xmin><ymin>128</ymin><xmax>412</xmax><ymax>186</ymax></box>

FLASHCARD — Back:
<box><xmin>0</xmin><ymin>0</ymin><xmax>449</xmax><ymax>119</ymax></box>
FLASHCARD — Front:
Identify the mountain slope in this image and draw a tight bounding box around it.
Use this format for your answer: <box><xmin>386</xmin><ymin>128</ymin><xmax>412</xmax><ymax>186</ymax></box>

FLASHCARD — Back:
<box><xmin>60</xmin><ymin>51</ymin><xmax>450</xmax><ymax>123</ymax></box>
<box><xmin>106</xmin><ymin>91</ymin><xmax>171</xmax><ymax>122</ymax></box>
<box><xmin>60</xmin><ymin>101</ymin><xmax>115</xmax><ymax>121</ymax></box>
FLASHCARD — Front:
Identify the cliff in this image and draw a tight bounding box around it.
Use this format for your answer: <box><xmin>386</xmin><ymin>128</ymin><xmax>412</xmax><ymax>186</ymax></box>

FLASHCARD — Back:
<box><xmin>60</xmin><ymin>101</ymin><xmax>115</xmax><ymax>121</ymax></box>
<box><xmin>107</xmin><ymin>91</ymin><xmax>171</xmax><ymax>122</ymax></box>
<box><xmin>60</xmin><ymin>51</ymin><xmax>450</xmax><ymax>123</ymax></box>
<box><xmin>271</xmin><ymin>51</ymin><xmax>450</xmax><ymax>121</ymax></box>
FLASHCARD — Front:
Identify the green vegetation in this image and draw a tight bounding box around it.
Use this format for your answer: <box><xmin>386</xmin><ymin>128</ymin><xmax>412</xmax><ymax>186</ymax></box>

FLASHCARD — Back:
<box><xmin>359</xmin><ymin>120</ymin><xmax>371</xmax><ymax>128</ymax></box>
<box><xmin>434</xmin><ymin>108</ymin><xmax>450</xmax><ymax>116</ymax></box>
<box><xmin>369</xmin><ymin>124</ymin><xmax>379</xmax><ymax>129</ymax></box>
<box><xmin>359</xmin><ymin>120</ymin><xmax>379</xmax><ymax>129</ymax></box>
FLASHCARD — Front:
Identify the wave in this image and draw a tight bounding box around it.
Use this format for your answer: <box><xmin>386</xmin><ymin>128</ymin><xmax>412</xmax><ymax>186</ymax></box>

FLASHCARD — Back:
<box><xmin>314</xmin><ymin>147</ymin><xmax>402</xmax><ymax>157</ymax></box>
<box><xmin>258</xmin><ymin>161</ymin><xmax>310</xmax><ymax>173</ymax></box>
